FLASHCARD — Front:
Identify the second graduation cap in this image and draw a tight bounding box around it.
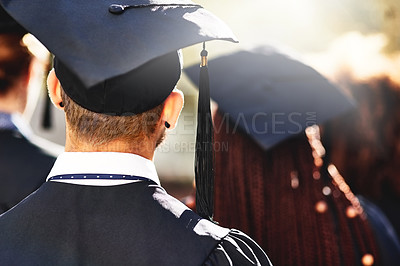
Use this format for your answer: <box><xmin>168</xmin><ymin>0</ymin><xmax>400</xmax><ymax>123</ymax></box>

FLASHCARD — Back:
<box><xmin>185</xmin><ymin>45</ymin><xmax>355</xmax><ymax>151</ymax></box>
<box><xmin>0</xmin><ymin>0</ymin><xmax>238</xmax><ymax>220</ymax></box>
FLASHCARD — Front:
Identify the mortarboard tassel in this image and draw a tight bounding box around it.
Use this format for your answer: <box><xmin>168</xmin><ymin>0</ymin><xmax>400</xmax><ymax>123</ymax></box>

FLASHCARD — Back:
<box><xmin>195</xmin><ymin>42</ymin><xmax>215</xmax><ymax>221</ymax></box>
<box><xmin>42</xmin><ymin>93</ymin><xmax>52</xmax><ymax>129</ymax></box>
<box><xmin>41</xmin><ymin>54</ymin><xmax>53</xmax><ymax>129</ymax></box>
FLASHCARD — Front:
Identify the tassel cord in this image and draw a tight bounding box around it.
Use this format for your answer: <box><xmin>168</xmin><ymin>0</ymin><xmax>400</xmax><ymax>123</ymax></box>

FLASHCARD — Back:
<box><xmin>195</xmin><ymin>43</ymin><xmax>215</xmax><ymax>221</ymax></box>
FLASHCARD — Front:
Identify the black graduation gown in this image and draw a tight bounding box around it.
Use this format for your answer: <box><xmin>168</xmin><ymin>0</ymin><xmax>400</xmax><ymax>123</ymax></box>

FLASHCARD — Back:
<box><xmin>0</xmin><ymin>180</ymin><xmax>271</xmax><ymax>266</ymax></box>
<box><xmin>0</xmin><ymin>129</ymin><xmax>55</xmax><ymax>214</ymax></box>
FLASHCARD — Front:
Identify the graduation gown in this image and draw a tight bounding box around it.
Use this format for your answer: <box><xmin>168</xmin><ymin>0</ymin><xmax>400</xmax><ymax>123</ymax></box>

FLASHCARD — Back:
<box><xmin>0</xmin><ymin>180</ymin><xmax>271</xmax><ymax>265</ymax></box>
<box><xmin>0</xmin><ymin>129</ymin><xmax>55</xmax><ymax>214</ymax></box>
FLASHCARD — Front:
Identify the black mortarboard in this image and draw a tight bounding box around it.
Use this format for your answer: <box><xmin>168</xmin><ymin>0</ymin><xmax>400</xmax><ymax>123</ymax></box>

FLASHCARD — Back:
<box><xmin>185</xmin><ymin>46</ymin><xmax>355</xmax><ymax>151</ymax></box>
<box><xmin>1</xmin><ymin>0</ymin><xmax>237</xmax><ymax>220</ymax></box>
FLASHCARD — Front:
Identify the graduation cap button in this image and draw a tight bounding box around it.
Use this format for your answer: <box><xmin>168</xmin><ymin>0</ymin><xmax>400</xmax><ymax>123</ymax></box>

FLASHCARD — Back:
<box><xmin>108</xmin><ymin>4</ymin><xmax>127</xmax><ymax>14</ymax></box>
<box><xmin>108</xmin><ymin>3</ymin><xmax>203</xmax><ymax>15</ymax></box>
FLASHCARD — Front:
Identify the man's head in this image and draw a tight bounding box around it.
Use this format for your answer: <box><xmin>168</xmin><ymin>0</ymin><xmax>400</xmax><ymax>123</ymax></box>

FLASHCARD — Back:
<box><xmin>47</xmin><ymin>51</ymin><xmax>184</xmax><ymax>157</ymax></box>
<box><xmin>46</xmin><ymin>51</ymin><xmax>184</xmax><ymax>157</ymax></box>
<box><xmin>47</xmin><ymin>68</ymin><xmax>184</xmax><ymax>158</ymax></box>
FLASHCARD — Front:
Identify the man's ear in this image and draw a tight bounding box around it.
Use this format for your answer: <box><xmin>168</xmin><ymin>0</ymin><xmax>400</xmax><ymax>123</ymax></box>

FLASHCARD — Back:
<box><xmin>161</xmin><ymin>89</ymin><xmax>184</xmax><ymax>130</ymax></box>
<box><xmin>47</xmin><ymin>69</ymin><xmax>64</xmax><ymax>110</ymax></box>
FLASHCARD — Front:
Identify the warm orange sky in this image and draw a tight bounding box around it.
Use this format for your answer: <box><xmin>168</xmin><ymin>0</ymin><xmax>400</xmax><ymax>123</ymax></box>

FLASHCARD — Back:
<box><xmin>197</xmin><ymin>0</ymin><xmax>399</xmax><ymax>54</ymax></box>
<box><xmin>183</xmin><ymin>0</ymin><xmax>400</xmax><ymax>85</ymax></box>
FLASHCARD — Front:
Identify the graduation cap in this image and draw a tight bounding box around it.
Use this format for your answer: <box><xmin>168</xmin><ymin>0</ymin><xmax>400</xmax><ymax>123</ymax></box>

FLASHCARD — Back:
<box><xmin>0</xmin><ymin>0</ymin><xmax>237</xmax><ymax>220</ymax></box>
<box><xmin>185</xmin><ymin>45</ymin><xmax>355</xmax><ymax>151</ymax></box>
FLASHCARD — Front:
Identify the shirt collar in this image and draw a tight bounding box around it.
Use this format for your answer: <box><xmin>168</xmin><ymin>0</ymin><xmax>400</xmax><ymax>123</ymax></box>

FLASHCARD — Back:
<box><xmin>47</xmin><ymin>152</ymin><xmax>160</xmax><ymax>186</ymax></box>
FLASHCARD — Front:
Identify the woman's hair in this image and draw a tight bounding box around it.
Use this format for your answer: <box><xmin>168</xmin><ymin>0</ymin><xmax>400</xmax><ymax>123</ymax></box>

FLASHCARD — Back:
<box><xmin>61</xmin><ymin>88</ymin><xmax>165</xmax><ymax>146</ymax></box>
<box><xmin>0</xmin><ymin>34</ymin><xmax>32</xmax><ymax>94</ymax></box>
<box><xmin>213</xmin><ymin>110</ymin><xmax>379</xmax><ymax>265</ymax></box>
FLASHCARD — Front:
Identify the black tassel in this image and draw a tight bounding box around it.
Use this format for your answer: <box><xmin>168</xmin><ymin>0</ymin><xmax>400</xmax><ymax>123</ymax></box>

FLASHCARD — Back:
<box><xmin>195</xmin><ymin>42</ymin><xmax>215</xmax><ymax>221</ymax></box>
<box><xmin>42</xmin><ymin>54</ymin><xmax>53</xmax><ymax>129</ymax></box>
<box><xmin>42</xmin><ymin>93</ymin><xmax>52</xmax><ymax>129</ymax></box>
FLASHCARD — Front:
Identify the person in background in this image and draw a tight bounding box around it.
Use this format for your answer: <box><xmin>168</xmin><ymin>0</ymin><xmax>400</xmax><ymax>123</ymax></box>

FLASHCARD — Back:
<box><xmin>0</xmin><ymin>6</ymin><xmax>56</xmax><ymax>214</ymax></box>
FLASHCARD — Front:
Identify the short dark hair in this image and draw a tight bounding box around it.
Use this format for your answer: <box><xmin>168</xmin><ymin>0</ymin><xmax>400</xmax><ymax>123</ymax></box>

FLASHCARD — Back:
<box><xmin>61</xmin><ymin>87</ymin><xmax>165</xmax><ymax>146</ymax></box>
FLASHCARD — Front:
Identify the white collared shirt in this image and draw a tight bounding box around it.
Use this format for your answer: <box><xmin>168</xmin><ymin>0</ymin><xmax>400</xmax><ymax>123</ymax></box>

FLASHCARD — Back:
<box><xmin>47</xmin><ymin>152</ymin><xmax>160</xmax><ymax>186</ymax></box>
